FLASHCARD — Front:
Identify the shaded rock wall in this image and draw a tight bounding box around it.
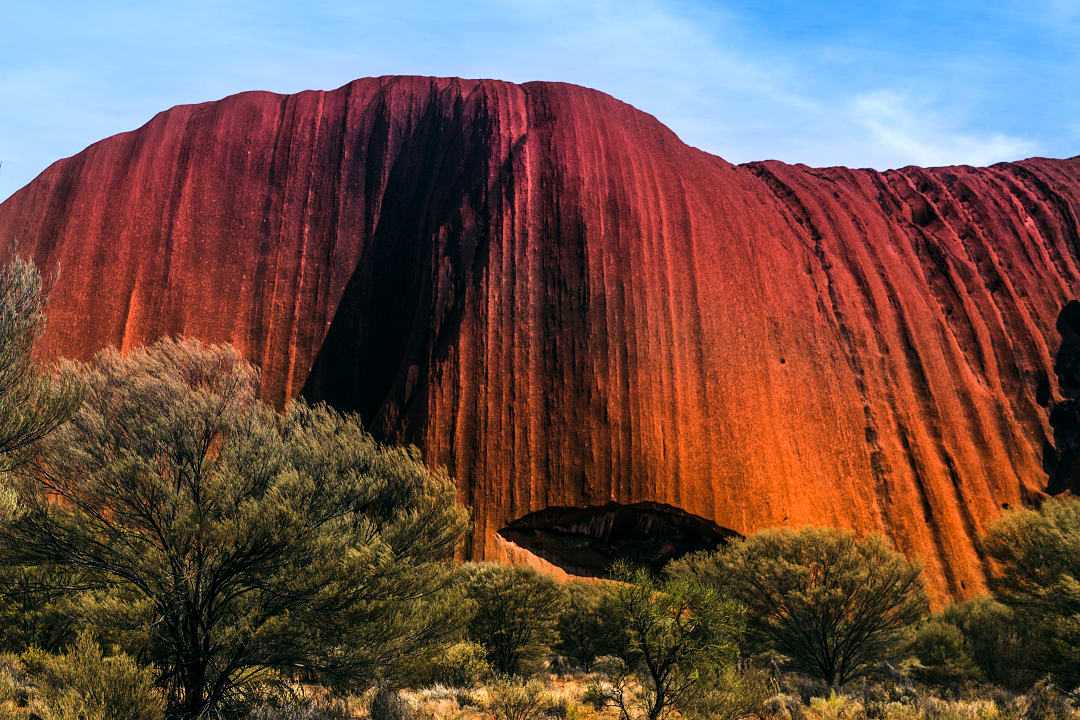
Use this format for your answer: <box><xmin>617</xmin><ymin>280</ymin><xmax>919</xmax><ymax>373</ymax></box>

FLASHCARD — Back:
<box><xmin>1</xmin><ymin>76</ymin><xmax>1078</xmax><ymax>598</ymax></box>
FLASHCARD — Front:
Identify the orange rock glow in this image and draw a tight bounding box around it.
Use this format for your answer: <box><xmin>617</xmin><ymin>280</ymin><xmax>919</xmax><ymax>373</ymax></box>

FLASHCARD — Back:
<box><xmin>1</xmin><ymin>76</ymin><xmax>1078</xmax><ymax>599</ymax></box>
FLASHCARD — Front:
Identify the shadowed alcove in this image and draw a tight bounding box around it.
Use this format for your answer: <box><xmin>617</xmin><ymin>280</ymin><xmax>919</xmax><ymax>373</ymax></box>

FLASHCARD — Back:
<box><xmin>497</xmin><ymin>501</ymin><xmax>741</xmax><ymax>577</ymax></box>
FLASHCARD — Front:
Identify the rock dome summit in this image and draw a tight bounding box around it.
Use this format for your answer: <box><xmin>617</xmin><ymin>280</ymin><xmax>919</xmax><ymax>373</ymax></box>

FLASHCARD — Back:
<box><xmin>2</xmin><ymin>75</ymin><xmax>1078</xmax><ymax>599</ymax></box>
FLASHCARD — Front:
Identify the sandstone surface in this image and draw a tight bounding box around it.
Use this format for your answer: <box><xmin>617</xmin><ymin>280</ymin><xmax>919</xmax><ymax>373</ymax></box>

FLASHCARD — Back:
<box><xmin>2</xmin><ymin>76</ymin><xmax>1078</xmax><ymax>597</ymax></box>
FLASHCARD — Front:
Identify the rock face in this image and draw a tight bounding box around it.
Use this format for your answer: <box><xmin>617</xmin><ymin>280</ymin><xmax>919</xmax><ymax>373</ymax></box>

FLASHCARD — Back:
<box><xmin>1</xmin><ymin>76</ymin><xmax>1078</xmax><ymax>598</ymax></box>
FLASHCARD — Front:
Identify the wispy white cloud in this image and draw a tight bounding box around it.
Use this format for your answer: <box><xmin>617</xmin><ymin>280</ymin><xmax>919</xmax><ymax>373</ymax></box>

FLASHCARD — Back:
<box><xmin>460</xmin><ymin>1</ymin><xmax>1054</xmax><ymax>171</ymax></box>
<box><xmin>0</xmin><ymin>0</ymin><xmax>1075</xmax><ymax>201</ymax></box>
<box><xmin>849</xmin><ymin>89</ymin><xmax>1041</xmax><ymax>167</ymax></box>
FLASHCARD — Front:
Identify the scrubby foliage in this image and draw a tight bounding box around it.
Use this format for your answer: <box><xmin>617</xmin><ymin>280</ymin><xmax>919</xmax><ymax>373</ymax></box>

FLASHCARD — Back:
<box><xmin>585</xmin><ymin>564</ymin><xmax>743</xmax><ymax>720</ymax></box>
<box><xmin>673</xmin><ymin>527</ymin><xmax>928</xmax><ymax>689</ymax></box>
<box><xmin>0</xmin><ymin>339</ymin><xmax>470</xmax><ymax>719</ymax></box>
<box><xmin>0</xmin><ymin>630</ymin><xmax>163</xmax><ymax>720</ymax></box>
<box><xmin>984</xmin><ymin>496</ymin><xmax>1080</xmax><ymax>693</ymax></box>
<box><xmin>555</xmin><ymin>581</ymin><xmax>626</xmax><ymax>672</ymax></box>
<box><xmin>935</xmin><ymin>598</ymin><xmax>1035</xmax><ymax>691</ymax></box>
<box><xmin>243</xmin><ymin>689</ymin><xmax>354</xmax><ymax>720</ymax></box>
<box><xmin>370</xmin><ymin>686</ymin><xmax>423</xmax><ymax>720</ymax></box>
<box><xmin>421</xmin><ymin>641</ymin><xmax>492</xmax><ymax>688</ymax></box>
<box><xmin>0</xmin><ymin>258</ymin><xmax>80</xmax><ymax>658</ymax></box>
<box><xmin>0</xmin><ymin>567</ymin><xmax>77</xmax><ymax>654</ymax></box>
<box><xmin>682</xmin><ymin>666</ymin><xmax>776</xmax><ymax>720</ymax></box>
<box><xmin>460</xmin><ymin>563</ymin><xmax>565</xmax><ymax>676</ymax></box>
<box><xmin>907</xmin><ymin>619</ymin><xmax>981</xmax><ymax>688</ymax></box>
<box><xmin>0</xmin><ymin>257</ymin><xmax>80</xmax><ymax>472</ymax></box>
<box><xmin>484</xmin><ymin>677</ymin><xmax>552</xmax><ymax>720</ymax></box>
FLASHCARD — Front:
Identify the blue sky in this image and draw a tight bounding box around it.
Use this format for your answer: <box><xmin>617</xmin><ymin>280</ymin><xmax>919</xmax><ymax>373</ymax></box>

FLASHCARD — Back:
<box><xmin>2</xmin><ymin>0</ymin><xmax>1078</xmax><ymax>202</ymax></box>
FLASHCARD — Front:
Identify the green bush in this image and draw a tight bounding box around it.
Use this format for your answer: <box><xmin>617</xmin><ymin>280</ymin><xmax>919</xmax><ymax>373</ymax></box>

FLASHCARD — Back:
<box><xmin>683</xmin><ymin>666</ymin><xmax>776</xmax><ymax>720</ymax></box>
<box><xmin>242</xmin><ymin>686</ymin><xmax>353</xmax><ymax>720</ymax></box>
<box><xmin>674</xmin><ymin>527</ymin><xmax>928</xmax><ymax>689</ymax></box>
<box><xmin>0</xmin><ymin>567</ymin><xmax>77</xmax><ymax>654</ymax></box>
<box><xmin>805</xmin><ymin>693</ymin><xmax>864</xmax><ymax>720</ymax></box>
<box><xmin>484</xmin><ymin>677</ymin><xmax>551</xmax><ymax>720</ymax></box>
<box><xmin>370</xmin><ymin>686</ymin><xmax>423</xmax><ymax>720</ymax></box>
<box><xmin>0</xmin><ymin>630</ymin><xmax>163</xmax><ymax>720</ymax></box>
<box><xmin>0</xmin><ymin>339</ymin><xmax>470</xmax><ymax>718</ymax></box>
<box><xmin>460</xmin><ymin>563</ymin><xmax>565</xmax><ymax>676</ymax></box>
<box><xmin>585</xmin><ymin>564</ymin><xmax>744</xmax><ymax>720</ymax></box>
<box><xmin>939</xmin><ymin>598</ymin><xmax>1033</xmax><ymax>690</ymax></box>
<box><xmin>984</xmin><ymin>497</ymin><xmax>1080</xmax><ymax>692</ymax></box>
<box><xmin>554</xmin><ymin>581</ymin><xmax>626</xmax><ymax>672</ymax></box>
<box><xmin>541</xmin><ymin>694</ymin><xmax>580</xmax><ymax>720</ymax></box>
<box><xmin>0</xmin><ymin>257</ymin><xmax>81</xmax><ymax>661</ymax></box>
<box><xmin>908</xmin><ymin>620</ymin><xmax>981</xmax><ymax>688</ymax></box>
<box><xmin>424</xmin><ymin>640</ymin><xmax>492</xmax><ymax>688</ymax></box>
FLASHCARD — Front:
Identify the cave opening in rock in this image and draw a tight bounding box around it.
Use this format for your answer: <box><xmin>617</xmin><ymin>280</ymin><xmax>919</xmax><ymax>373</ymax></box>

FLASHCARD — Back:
<box><xmin>497</xmin><ymin>502</ymin><xmax>741</xmax><ymax>577</ymax></box>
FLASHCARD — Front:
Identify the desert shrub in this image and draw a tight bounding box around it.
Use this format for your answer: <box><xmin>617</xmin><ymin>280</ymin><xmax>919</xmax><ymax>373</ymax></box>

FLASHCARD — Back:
<box><xmin>761</xmin><ymin>693</ymin><xmax>808</xmax><ymax>720</ymax></box>
<box><xmin>484</xmin><ymin>677</ymin><xmax>551</xmax><ymax>720</ymax></box>
<box><xmin>410</xmin><ymin>684</ymin><xmax>457</xmax><ymax>702</ymax></box>
<box><xmin>424</xmin><ymin>640</ymin><xmax>493</xmax><ymax>688</ymax></box>
<box><xmin>876</xmin><ymin>702</ymin><xmax>921</xmax><ymax>720</ymax></box>
<box><xmin>846</xmin><ymin>674</ymin><xmax>920</xmax><ymax>710</ymax></box>
<box><xmin>585</xmin><ymin>564</ymin><xmax>744</xmax><ymax>720</ymax></box>
<box><xmin>0</xmin><ymin>339</ymin><xmax>470</xmax><ymax>719</ymax></box>
<box><xmin>0</xmin><ymin>567</ymin><xmax>78</xmax><ymax>654</ymax></box>
<box><xmin>542</xmin><ymin>694</ymin><xmax>580</xmax><ymax>720</ymax></box>
<box><xmin>908</xmin><ymin>620</ymin><xmax>981</xmax><ymax>688</ymax></box>
<box><xmin>460</xmin><ymin>564</ymin><xmax>565</xmax><ymax>676</ymax></box>
<box><xmin>0</xmin><ymin>257</ymin><xmax>80</xmax><ymax>473</ymax></box>
<box><xmin>683</xmin><ymin>666</ymin><xmax>776</xmax><ymax>720</ymax></box>
<box><xmin>674</xmin><ymin>527</ymin><xmax>928</xmax><ymax>689</ymax></box>
<box><xmin>371</xmin><ymin>685</ymin><xmax>424</xmax><ymax>720</ymax></box>
<box><xmin>917</xmin><ymin>697</ymin><xmax>1004</xmax><ymax>720</ymax></box>
<box><xmin>456</xmin><ymin>688</ymin><xmax>482</xmax><ymax>709</ymax></box>
<box><xmin>555</xmin><ymin>581</ymin><xmax>626</xmax><ymax>672</ymax></box>
<box><xmin>0</xmin><ymin>257</ymin><xmax>80</xmax><ymax>656</ymax></box>
<box><xmin>0</xmin><ymin>653</ymin><xmax>32</xmax><ymax>718</ymax></box>
<box><xmin>940</xmin><ymin>598</ymin><xmax>1034</xmax><ymax>690</ymax></box>
<box><xmin>0</xmin><ymin>630</ymin><xmax>163</xmax><ymax>720</ymax></box>
<box><xmin>805</xmin><ymin>693</ymin><xmax>865</xmax><ymax>720</ymax></box>
<box><xmin>1010</xmin><ymin>678</ymin><xmax>1080</xmax><ymax>720</ymax></box>
<box><xmin>984</xmin><ymin>497</ymin><xmax>1080</xmax><ymax>692</ymax></box>
<box><xmin>242</xmin><ymin>686</ymin><xmax>354</xmax><ymax>720</ymax></box>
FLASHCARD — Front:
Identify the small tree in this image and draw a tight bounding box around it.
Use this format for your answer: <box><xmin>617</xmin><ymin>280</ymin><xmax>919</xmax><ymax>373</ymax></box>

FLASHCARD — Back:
<box><xmin>673</xmin><ymin>527</ymin><xmax>928</xmax><ymax>689</ymax></box>
<box><xmin>0</xmin><ymin>258</ymin><xmax>80</xmax><ymax>656</ymax></box>
<box><xmin>908</xmin><ymin>618</ymin><xmax>981</xmax><ymax>687</ymax></box>
<box><xmin>586</xmin><ymin>565</ymin><xmax>743</xmax><ymax>720</ymax></box>
<box><xmin>0</xmin><ymin>339</ymin><xmax>470</xmax><ymax>719</ymax></box>
<box><xmin>556</xmin><ymin>581</ymin><xmax>626</xmax><ymax>671</ymax></box>
<box><xmin>0</xmin><ymin>256</ymin><xmax>80</xmax><ymax>470</ymax></box>
<box><xmin>941</xmin><ymin>597</ymin><xmax>1036</xmax><ymax>690</ymax></box>
<box><xmin>984</xmin><ymin>496</ymin><xmax>1080</xmax><ymax>692</ymax></box>
<box><xmin>459</xmin><ymin>563</ymin><xmax>564</xmax><ymax>676</ymax></box>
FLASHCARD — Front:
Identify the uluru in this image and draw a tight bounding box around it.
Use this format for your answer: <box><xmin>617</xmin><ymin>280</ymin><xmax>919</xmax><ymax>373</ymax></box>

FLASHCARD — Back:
<box><xmin>1</xmin><ymin>75</ymin><xmax>1078</xmax><ymax>600</ymax></box>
